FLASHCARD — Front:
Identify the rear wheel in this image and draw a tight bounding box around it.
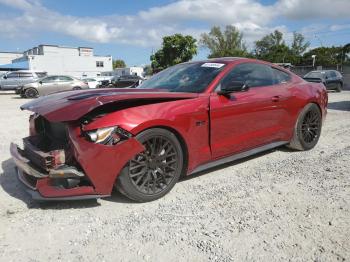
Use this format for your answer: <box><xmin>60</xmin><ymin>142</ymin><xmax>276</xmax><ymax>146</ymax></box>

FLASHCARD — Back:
<box><xmin>24</xmin><ymin>88</ymin><xmax>38</xmax><ymax>98</ymax></box>
<box><xmin>116</xmin><ymin>128</ymin><xmax>184</xmax><ymax>202</ymax></box>
<box><xmin>335</xmin><ymin>83</ymin><xmax>342</xmax><ymax>92</ymax></box>
<box><xmin>288</xmin><ymin>103</ymin><xmax>322</xmax><ymax>151</ymax></box>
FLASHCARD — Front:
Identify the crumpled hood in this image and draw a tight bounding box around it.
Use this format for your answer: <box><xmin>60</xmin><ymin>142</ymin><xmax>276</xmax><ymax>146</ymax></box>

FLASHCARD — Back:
<box><xmin>20</xmin><ymin>88</ymin><xmax>198</xmax><ymax>122</ymax></box>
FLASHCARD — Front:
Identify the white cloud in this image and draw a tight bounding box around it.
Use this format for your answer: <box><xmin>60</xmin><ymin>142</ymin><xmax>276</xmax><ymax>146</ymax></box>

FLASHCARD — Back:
<box><xmin>0</xmin><ymin>0</ymin><xmax>349</xmax><ymax>48</ymax></box>
<box><xmin>276</xmin><ymin>0</ymin><xmax>350</xmax><ymax>19</ymax></box>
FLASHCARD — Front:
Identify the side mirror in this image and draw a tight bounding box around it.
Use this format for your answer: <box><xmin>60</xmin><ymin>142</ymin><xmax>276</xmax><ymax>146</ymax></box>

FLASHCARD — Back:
<box><xmin>218</xmin><ymin>80</ymin><xmax>249</xmax><ymax>96</ymax></box>
<box><xmin>3</xmin><ymin>75</ymin><xmax>7</xmax><ymax>79</ymax></box>
<box><xmin>39</xmin><ymin>81</ymin><xmax>43</xmax><ymax>84</ymax></box>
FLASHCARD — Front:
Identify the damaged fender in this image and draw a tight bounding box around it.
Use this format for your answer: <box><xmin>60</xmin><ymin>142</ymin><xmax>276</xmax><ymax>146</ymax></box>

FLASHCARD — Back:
<box><xmin>68</xmin><ymin>125</ymin><xmax>145</xmax><ymax>195</ymax></box>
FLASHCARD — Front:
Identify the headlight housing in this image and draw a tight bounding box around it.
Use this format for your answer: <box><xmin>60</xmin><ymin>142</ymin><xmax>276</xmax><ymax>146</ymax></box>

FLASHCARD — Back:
<box><xmin>85</xmin><ymin>126</ymin><xmax>132</xmax><ymax>145</ymax></box>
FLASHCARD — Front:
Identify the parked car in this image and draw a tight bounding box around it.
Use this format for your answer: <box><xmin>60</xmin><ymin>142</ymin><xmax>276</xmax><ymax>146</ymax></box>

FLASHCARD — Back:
<box><xmin>18</xmin><ymin>75</ymin><xmax>89</xmax><ymax>98</ymax></box>
<box><xmin>10</xmin><ymin>58</ymin><xmax>327</xmax><ymax>202</ymax></box>
<box><xmin>82</xmin><ymin>78</ymin><xmax>101</xmax><ymax>89</ymax></box>
<box><xmin>0</xmin><ymin>70</ymin><xmax>47</xmax><ymax>90</ymax></box>
<box><xmin>303</xmin><ymin>70</ymin><xmax>343</xmax><ymax>92</ymax></box>
<box><xmin>99</xmin><ymin>75</ymin><xmax>143</xmax><ymax>88</ymax></box>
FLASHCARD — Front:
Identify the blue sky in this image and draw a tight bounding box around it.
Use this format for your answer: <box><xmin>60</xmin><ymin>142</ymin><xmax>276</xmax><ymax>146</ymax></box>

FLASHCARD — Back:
<box><xmin>0</xmin><ymin>0</ymin><xmax>349</xmax><ymax>66</ymax></box>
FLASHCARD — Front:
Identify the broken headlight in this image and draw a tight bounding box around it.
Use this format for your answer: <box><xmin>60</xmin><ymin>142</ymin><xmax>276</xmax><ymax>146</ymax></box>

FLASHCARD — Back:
<box><xmin>85</xmin><ymin>126</ymin><xmax>132</xmax><ymax>145</ymax></box>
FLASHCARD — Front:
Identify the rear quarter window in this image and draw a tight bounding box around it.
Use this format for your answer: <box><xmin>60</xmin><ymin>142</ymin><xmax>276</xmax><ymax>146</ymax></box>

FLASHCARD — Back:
<box><xmin>272</xmin><ymin>68</ymin><xmax>291</xmax><ymax>84</ymax></box>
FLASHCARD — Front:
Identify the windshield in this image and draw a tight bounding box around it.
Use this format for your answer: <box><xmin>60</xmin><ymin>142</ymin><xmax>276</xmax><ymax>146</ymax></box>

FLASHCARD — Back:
<box><xmin>138</xmin><ymin>62</ymin><xmax>226</xmax><ymax>93</ymax></box>
<box><xmin>305</xmin><ymin>72</ymin><xmax>324</xmax><ymax>79</ymax></box>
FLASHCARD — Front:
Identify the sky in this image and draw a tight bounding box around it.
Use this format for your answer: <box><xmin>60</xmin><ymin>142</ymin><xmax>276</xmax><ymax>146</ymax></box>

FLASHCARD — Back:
<box><xmin>0</xmin><ymin>0</ymin><xmax>349</xmax><ymax>66</ymax></box>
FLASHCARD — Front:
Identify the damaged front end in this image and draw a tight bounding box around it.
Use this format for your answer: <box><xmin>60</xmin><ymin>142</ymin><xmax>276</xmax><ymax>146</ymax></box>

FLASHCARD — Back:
<box><xmin>11</xmin><ymin>114</ymin><xmax>144</xmax><ymax>200</ymax></box>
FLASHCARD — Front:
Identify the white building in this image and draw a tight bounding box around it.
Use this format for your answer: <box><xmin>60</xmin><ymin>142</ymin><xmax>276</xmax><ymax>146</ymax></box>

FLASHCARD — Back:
<box><xmin>0</xmin><ymin>52</ymin><xmax>22</xmax><ymax>65</ymax></box>
<box><xmin>114</xmin><ymin>67</ymin><xmax>144</xmax><ymax>77</ymax></box>
<box><xmin>0</xmin><ymin>45</ymin><xmax>113</xmax><ymax>77</ymax></box>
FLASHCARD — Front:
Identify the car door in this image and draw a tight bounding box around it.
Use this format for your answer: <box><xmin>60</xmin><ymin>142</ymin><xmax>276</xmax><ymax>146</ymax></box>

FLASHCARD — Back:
<box><xmin>2</xmin><ymin>72</ymin><xmax>19</xmax><ymax>89</ymax></box>
<box><xmin>209</xmin><ymin>62</ymin><xmax>292</xmax><ymax>159</ymax></box>
<box><xmin>324</xmin><ymin>71</ymin><xmax>336</xmax><ymax>89</ymax></box>
<box><xmin>57</xmin><ymin>76</ymin><xmax>74</xmax><ymax>92</ymax></box>
<box><xmin>18</xmin><ymin>72</ymin><xmax>35</xmax><ymax>86</ymax></box>
<box><xmin>39</xmin><ymin>76</ymin><xmax>59</xmax><ymax>95</ymax></box>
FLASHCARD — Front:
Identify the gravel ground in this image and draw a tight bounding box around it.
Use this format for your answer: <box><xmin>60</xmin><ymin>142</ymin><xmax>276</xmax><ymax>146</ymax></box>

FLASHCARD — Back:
<box><xmin>0</xmin><ymin>91</ymin><xmax>349</xmax><ymax>262</ymax></box>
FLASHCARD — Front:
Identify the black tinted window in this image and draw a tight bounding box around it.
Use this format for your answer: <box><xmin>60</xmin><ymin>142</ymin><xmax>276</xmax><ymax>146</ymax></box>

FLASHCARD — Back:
<box><xmin>219</xmin><ymin>63</ymin><xmax>274</xmax><ymax>90</ymax></box>
<box><xmin>7</xmin><ymin>72</ymin><xmax>19</xmax><ymax>78</ymax></box>
<box><xmin>330</xmin><ymin>71</ymin><xmax>337</xmax><ymax>78</ymax></box>
<box><xmin>19</xmin><ymin>72</ymin><xmax>33</xmax><ymax>78</ymax></box>
<box><xmin>36</xmin><ymin>72</ymin><xmax>47</xmax><ymax>78</ymax></box>
<box><xmin>272</xmin><ymin>68</ymin><xmax>291</xmax><ymax>84</ymax></box>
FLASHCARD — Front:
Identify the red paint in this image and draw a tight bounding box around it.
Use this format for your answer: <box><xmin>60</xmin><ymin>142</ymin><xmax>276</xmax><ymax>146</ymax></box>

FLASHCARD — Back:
<box><xmin>14</xmin><ymin>58</ymin><xmax>328</xmax><ymax>199</ymax></box>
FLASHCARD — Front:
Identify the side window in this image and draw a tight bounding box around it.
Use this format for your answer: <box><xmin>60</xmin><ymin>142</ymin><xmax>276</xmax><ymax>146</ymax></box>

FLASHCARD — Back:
<box><xmin>325</xmin><ymin>71</ymin><xmax>332</xmax><ymax>79</ymax></box>
<box><xmin>7</xmin><ymin>72</ymin><xmax>19</xmax><ymax>78</ymax></box>
<box><xmin>218</xmin><ymin>63</ymin><xmax>274</xmax><ymax>91</ymax></box>
<box><xmin>272</xmin><ymin>68</ymin><xmax>291</xmax><ymax>84</ymax></box>
<box><xmin>58</xmin><ymin>76</ymin><xmax>73</xmax><ymax>81</ymax></box>
<box><xmin>41</xmin><ymin>76</ymin><xmax>58</xmax><ymax>83</ymax></box>
<box><xmin>36</xmin><ymin>72</ymin><xmax>47</xmax><ymax>78</ymax></box>
<box><xmin>330</xmin><ymin>71</ymin><xmax>337</xmax><ymax>78</ymax></box>
<box><xmin>19</xmin><ymin>72</ymin><xmax>33</xmax><ymax>78</ymax></box>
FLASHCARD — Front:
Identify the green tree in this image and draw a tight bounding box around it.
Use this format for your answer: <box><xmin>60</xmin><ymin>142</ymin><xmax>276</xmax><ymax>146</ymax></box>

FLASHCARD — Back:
<box><xmin>150</xmin><ymin>34</ymin><xmax>197</xmax><ymax>70</ymax></box>
<box><xmin>291</xmin><ymin>32</ymin><xmax>310</xmax><ymax>56</ymax></box>
<box><xmin>254</xmin><ymin>30</ymin><xmax>290</xmax><ymax>63</ymax></box>
<box><xmin>143</xmin><ymin>65</ymin><xmax>153</xmax><ymax>76</ymax></box>
<box><xmin>113</xmin><ymin>59</ymin><xmax>126</xmax><ymax>69</ymax></box>
<box><xmin>302</xmin><ymin>46</ymin><xmax>344</xmax><ymax>66</ymax></box>
<box><xmin>342</xmin><ymin>43</ymin><xmax>350</xmax><ymax>65</ymax></box>
<box><xmin>290</xmin><ymin>32</ymin><xmax>310</xmax><ymax>65</ymax></box>
<box><xmin>200</xmin><ymin>25</ymin><xmax>247</xmax><ymax>58</ymax></box>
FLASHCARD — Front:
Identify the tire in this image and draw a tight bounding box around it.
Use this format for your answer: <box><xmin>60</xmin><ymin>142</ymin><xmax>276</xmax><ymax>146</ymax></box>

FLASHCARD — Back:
<box><xmin>24</xmin><ymin>88</ymin><xmax>38</xmax><ymax>98</ymax></box>
<box><xmin>72</xmin><ymin>86</ymin><xmax>81</xmax><ymax>90</ymax></box>
<box><xmin>335</xmin><ymin>83</ymin><xmax>342</xmax><ymax>92</ymax></box>
<box><xmin>288</xmin><ymin>103</ymin><xmax>322</xmax><ymax>151</ymax></box>
<box><xmin>116</xmin><ymin>128</ymin><xmax>184</xmax><ymax>202</ymax></box>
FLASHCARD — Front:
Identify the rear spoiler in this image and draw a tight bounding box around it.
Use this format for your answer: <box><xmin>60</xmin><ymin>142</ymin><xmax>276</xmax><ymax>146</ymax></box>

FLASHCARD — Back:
<box><xmin>303</xmin><ymin>77</ymin><xmax>323</xmax><ymax>83</ymax></box>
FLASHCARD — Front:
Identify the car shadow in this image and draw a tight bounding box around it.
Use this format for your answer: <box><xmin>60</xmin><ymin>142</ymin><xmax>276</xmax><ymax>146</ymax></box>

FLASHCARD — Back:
<box><xmin>328</xmin><ymin>101</ymin><xmax>350</xmax><ymax>112</ymax></box>
<box><xmin>1</xmin><ymin>145</ymin><xmax>294</xmax><ymax>207</ymax></box>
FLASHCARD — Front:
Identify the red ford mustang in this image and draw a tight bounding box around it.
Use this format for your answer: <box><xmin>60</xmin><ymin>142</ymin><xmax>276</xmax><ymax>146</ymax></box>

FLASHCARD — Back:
<box><xmin>10</xmin><ymin>58</ymin><xmax>328</xmax><ymax>202</ymax></box>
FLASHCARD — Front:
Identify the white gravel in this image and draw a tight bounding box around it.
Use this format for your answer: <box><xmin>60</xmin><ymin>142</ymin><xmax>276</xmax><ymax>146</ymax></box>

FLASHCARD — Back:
<box><xmin>0</xmin><ymin>91</ymin><xmax>349</xmax><ymax>262</ymax></box>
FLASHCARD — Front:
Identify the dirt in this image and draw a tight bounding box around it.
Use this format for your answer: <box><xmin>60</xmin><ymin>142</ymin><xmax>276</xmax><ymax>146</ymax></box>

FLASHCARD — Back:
<box><xmin>0</xmin><ymin>91</ymin><xmax>349</xmax><ymax>261</ymax></box>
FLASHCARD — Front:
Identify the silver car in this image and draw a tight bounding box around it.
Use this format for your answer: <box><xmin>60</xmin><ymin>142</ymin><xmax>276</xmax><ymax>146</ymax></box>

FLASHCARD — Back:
<box><xmin>19</xmin><ymin>75</ymin><xmax>89</xmax><ymax>98</ymax></box>
<box><xmin>0</xmin><ymin>70</ymin><xmax>47</xmax><ymax>90</ymax></box>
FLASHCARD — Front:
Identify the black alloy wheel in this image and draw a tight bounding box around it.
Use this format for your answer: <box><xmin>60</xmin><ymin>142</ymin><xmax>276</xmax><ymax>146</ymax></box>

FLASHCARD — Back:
<box><xmin>288</xmin><ymin>103</ymin><xmax>322</xmax><ymax>151</ymax></box>
<box><xmin>24</xmin><ymin>88</ymin><xmax>38</xmax><ymax>98</ymax></box>
<box><xmin>117</xmin><ymin>128</ymin><xmax>184</xmax><ymax>202</ymax></box>
<box><xmin>300</xmin><ymin>108</ymin><xmax>321</xmax><ymax>144</ymax></box>
<box><xmin>129</xmin><ymin>136</ymin><xmax>179</xmax><ymax>195</ymax></box>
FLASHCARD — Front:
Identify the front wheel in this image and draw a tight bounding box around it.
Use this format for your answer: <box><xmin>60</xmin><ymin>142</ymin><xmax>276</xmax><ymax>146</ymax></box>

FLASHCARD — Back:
<box><xmin>72</xmin><ymin>86</ymin><xmax>81</xmax><ymax>90</ymax></box>
<box><xmin>335</xmin><ymin>83</ymin><xmax>342</xmax><ymax>92</ymax></box>
<box><xmin>288</xmin><ymin>103</ymin><xmax>322</xmax><ymax>151</ymax></box>
<box><xmin>116</xmin><ymin>128</ymin><xmax>184</xmax><ymax>202</ymax></box>
<box><xmin>24</xmin><ymin>88</ymin><xmax>38</xmax><ymax>98</ymax></box>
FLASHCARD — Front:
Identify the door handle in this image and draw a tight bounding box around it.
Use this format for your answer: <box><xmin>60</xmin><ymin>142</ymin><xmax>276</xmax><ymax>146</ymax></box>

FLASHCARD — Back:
<box><xmin>271</xmin><ymin>96</ymin><xmax>280</xmax><ymax>102</ymax></box>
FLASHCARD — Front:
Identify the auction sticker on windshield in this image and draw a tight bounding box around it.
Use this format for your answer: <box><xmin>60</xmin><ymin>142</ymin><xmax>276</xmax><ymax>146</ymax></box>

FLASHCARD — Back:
<box><xmin>201</xmin><ymin>63</ymin><xmax>225</xmax><ymax>68</ymax></box>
